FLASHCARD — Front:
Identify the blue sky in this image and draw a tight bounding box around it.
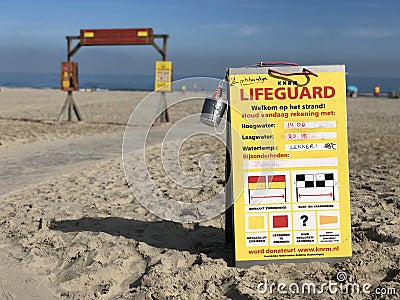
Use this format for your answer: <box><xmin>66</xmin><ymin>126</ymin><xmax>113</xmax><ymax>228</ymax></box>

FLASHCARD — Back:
<box><xmin>0</xmin><ymin>0</ymin><xmax>399</xmax><ymax>77</ymax></box>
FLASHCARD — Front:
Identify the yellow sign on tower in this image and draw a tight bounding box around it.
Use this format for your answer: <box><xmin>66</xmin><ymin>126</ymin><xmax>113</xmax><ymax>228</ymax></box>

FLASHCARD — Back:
<box><xmin>227</xmin><ymin>65</ymin><xmax>351</xmax><ymax>267</ymax></box>
<box><xmin>154</xmin><ymin>61</ymin><xmax>173</xmax><ymax>92</ymax></box>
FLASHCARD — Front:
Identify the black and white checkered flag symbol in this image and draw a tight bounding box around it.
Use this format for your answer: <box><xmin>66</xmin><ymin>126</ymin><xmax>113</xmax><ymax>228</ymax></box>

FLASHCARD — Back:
<box><xmin>315</xmin><ymin>173</ymin><xmax>334</xmax><ymax>187</ymax></box>
<box><xmin>296</xmin><ymin>173</ymin><xmax>335</xmax><ymax>201</ymax></box>
<box><xmin>296</xmin><ymin>173</ymin><xmax>334</xmax><ymax>188</ymax></box>
<box><xmin>296</xmin><ymin>174</ymin><xmax>314</xmax><ymax>188</ymax></box>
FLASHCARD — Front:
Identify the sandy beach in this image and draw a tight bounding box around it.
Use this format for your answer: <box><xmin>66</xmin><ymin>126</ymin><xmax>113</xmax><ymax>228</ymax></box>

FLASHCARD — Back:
<box><xmin>0</xmin><ymin>89</ymin><xmax>399</xmax><ymax>299</ymax></box>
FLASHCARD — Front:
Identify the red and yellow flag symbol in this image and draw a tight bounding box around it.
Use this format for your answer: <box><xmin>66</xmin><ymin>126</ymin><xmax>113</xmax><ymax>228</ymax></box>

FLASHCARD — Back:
<box><xmin>248</xmin><ymin>176</ymin><xmax>266</xmax><ymax>190</ymax></box>
<box><xmin>268</xmin><ymin>175</ymin><xmax>286</xmax><ymax>189</ymax></box>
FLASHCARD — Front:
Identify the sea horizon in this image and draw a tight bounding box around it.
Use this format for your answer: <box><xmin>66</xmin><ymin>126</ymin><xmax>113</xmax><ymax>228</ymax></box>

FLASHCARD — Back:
<box><xmin>0</xmin><ymin>72</ymin><xmax>399</xmax><ymax>94</ymax></box>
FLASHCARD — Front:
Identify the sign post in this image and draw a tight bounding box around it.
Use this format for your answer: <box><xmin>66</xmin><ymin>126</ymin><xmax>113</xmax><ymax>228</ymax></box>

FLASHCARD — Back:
<box><xmin>154</xmin><ymin>60</ymin><xmax>172</xmax><ymax>123</ymax></box>
<box><xmin>57</xmin><ymin>48</ymin><xmax>82</xmax><ymax>123</ymax></box>
<box><xmin>226</xmin><ymin>65</ymin><xmax>351</xmax><ymax>267</ymax></box>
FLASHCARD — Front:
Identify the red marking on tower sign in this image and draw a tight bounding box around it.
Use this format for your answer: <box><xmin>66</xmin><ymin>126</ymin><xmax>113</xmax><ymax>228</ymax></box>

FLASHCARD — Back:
<box><xmin>80</xmin><ymin>28</ymin><xmax>154</xmax><ymax>45</ymax></box>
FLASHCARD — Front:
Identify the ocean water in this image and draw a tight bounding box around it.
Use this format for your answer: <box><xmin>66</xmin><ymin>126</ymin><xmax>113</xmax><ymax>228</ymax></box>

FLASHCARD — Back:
<box><xmin>0</xmin><ymin>73</ymin><xmax>158</xmax><ymax>91</ymax></box>
<box><xmin>0</xmin><ymin>72</ymin><xmax>399</xmax><ymax>94</ymax></box>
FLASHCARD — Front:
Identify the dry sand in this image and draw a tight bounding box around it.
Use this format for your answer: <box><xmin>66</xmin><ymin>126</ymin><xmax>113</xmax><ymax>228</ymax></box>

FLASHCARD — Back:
<box><xmin>0</xmin><ymin>89</ymin><xmax>399</xmax><ymax>299</ymax></box>
<box><xmin>0</xmin><ymin>88</ymin><xmax>205</xmax><ymax>146</ymax></box>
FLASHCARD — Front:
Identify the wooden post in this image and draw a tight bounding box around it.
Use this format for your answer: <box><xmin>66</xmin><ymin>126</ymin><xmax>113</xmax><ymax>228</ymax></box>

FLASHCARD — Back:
<box><xmin>57</xmin><ymin>36</ymin><xmax>82</xmax><ymax>124</ymax></box>
<box><xmin>160</xmin><ymin>92</ymin><xmax>169</xmax><ymax>123</ymax></box>
<box><xmin>68</xmin><ymin>93</ymin><xmax>72</xmax><ymax>121</ymax></box>
<box><xmin>67</xmin><ymin>38</ymin><xmax>73</xmax><ymax>122</ymax></box>
<box><xmin>56</xmin><ymin>93</ymin><xmax>71</xmax><ymax>123</ymax></box>
<box><xmin>162</xmin><ymin>36</ymin><xmax>169</xmax><ymax>122</ymax></box>
<box><xmin>162</xmin><ymin>35</ymin><xmax>167</xmax><ymax>61</ymax></box>
<box><xmin>152</xmin><ymin>34</ymin><xmax>170</xmax><ymax>125</ymax></box>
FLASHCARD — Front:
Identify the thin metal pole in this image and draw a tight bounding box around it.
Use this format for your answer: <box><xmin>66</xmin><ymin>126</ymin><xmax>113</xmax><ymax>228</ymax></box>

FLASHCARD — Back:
<box><xmin>225</xmin><ymin>91</ymin><xmax>233</xmax><ymax>245</ymax></box>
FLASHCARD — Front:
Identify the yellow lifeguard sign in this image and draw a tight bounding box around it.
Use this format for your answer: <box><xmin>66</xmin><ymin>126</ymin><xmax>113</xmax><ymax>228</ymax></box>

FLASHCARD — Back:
<box><xmin>154</xmin><ymin>61</ymin><xmax>172</xmax><ymax>92</ymax></box>
<box><xmin>227</xmin><ymin>65</ymin><xmax>352</xmax><ymax>267</ymax></box>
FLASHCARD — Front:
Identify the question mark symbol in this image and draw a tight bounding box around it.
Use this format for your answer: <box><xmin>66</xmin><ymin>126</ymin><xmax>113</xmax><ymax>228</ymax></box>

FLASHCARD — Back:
<box><xmin>300</xmin><ymin>215</ymin><xmax>309</xmax><ymax>226</ymax></box>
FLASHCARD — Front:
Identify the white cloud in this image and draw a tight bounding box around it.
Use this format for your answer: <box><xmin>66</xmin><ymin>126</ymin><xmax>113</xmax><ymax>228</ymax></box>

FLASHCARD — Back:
<box><xmin>238</xmin><ymin>25</ymin><xmax>259</xmax><ymax>36</ymax></box>
<box><xmin>207</xmin><ymin>23</ymin><xmax>260</xmax><ymax>37</ymax></box>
